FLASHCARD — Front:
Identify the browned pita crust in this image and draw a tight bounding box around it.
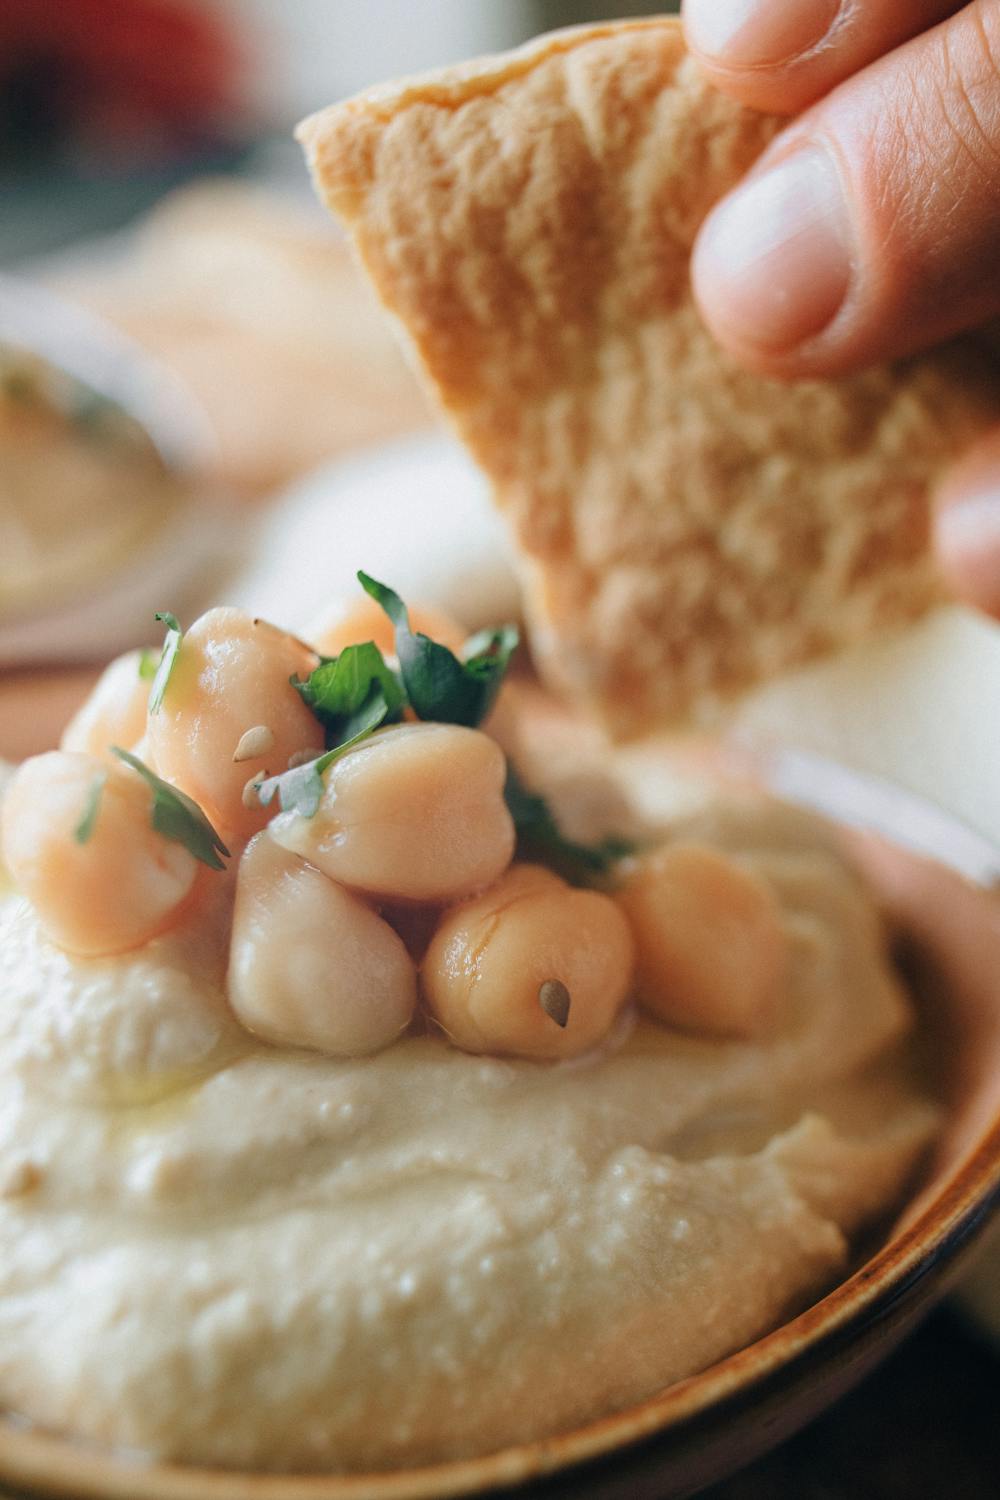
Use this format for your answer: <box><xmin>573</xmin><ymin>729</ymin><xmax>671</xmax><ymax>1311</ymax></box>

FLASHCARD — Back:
<box><xmin>299</xmin><ymin>19</ymin><xmax>1000</xmax><ymax>734</ymax></box>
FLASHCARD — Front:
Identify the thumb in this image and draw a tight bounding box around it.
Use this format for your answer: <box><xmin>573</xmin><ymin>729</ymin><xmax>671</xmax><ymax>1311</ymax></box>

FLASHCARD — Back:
<box><xmin>692</xmin><ymin>0</ymin><xmax>1000</xmax><ymax>377</ymax></box>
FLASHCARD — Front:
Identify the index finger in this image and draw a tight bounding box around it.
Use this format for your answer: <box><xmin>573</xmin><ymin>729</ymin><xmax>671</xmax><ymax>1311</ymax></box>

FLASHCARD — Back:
<box><xmin>682</xmin><ymin>0</ymin><xmax>963</xmax><ymax>114</ymax></box>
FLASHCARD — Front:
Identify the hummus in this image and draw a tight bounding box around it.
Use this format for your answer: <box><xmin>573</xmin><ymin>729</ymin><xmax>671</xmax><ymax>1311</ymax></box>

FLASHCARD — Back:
<box><xmin>0</xmin><ymin>348</ymin><xmax>186</xmax><ymax>622</ymax></box>
<box><xmin>0</xmin><ymin>794</ymin><xmax>937</xmax><ymax>1472</ymax></box>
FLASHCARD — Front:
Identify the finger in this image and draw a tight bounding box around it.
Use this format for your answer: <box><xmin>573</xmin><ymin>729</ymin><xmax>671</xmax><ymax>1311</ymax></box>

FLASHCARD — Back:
<box><xmin>935</xmin><ymin>426</ymin><xmax>1000</xmax><ymax>616</ymax></box>
<box><xmin>682</xmin><ymin>0</ymin><xmax>962</xmax><ymax>114</ymax></box>
<box><xmin>691</xmin><ymin>0</ymin><xmax>1000</xmax><ymax>376</ymax></box>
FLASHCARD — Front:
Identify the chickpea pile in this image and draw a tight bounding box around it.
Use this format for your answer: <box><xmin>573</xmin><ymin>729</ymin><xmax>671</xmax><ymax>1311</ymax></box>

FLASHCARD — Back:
<box><xmin>0</xmin><ymin>594</ymin><xmax>788</xmax><ymax>1061</ymax></box>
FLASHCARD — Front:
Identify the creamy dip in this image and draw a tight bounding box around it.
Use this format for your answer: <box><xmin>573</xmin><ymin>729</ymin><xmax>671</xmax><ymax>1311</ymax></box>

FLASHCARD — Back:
<box><xmin>0</xmin><ymin>795</ymin><xmax>937</xmax><ymax>1472</ymax></box>
<box><xmin>0</xmin><ymin>348</ymin><xmax>185</xmax><ymax>621</ymax></box>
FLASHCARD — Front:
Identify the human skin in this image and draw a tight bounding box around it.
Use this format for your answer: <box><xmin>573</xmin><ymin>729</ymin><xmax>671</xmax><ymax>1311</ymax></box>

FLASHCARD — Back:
<box><xmin>681</xmin><ymin>0</ymin><xmax>1000</xmax><ymax>614</ymax></box>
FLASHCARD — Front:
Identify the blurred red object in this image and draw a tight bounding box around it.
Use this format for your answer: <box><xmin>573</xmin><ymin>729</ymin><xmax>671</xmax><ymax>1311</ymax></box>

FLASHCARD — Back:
<box><xmin>0</xmin><ymin>0</ymin><xmax>251</xmax><ymax>163</ymax></box>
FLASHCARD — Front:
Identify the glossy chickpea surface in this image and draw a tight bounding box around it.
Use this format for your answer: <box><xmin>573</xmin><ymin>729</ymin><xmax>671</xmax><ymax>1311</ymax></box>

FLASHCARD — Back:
<box><xmin>146</xmin><ymin>608</ymin><xmax>323</xmax><ymax>845</ymax></box>
<box><xmin>60</xmin><ymin>649</ymin><xmax>151</xmax><ymax>762</ymax></box>
<box><xmin>269</xmin><ymin>722</ymin><xmax>515</xmax><ymax>903</ymax></box>
<box><xmin>228</xmin><ymin>835</ymin><xmax>417</xmax><ymax>1057</ymax></box>
<box><xmin>1</xmin><ymin>750</ymin><xmax>198</xmax><ymax>957</ymax></box>
<box><xmin>422</xmin><ymin>863</ymin><xmax>635</xmax><ymax>1060</ymax></box>
<box><xmin>617</xmin><ymin>843</ymin><xmax>787</xmax><ymax>1039</ymax></box>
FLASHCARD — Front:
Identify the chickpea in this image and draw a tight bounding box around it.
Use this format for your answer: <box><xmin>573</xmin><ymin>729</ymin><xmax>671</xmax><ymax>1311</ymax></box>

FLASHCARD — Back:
<box><xmin>60</xmin><ymin>649</ymin><xmax>151</xmax><ymax>761</ymax></box>
<box><xmin>146</xmin><ymin>607</ymin><xmax>323</xmax><ymax>845</ymax></box>
<box><xmin>309</xmin><ymin>596</ymin><xmax>467</xmax><ymax>660</ymax></box>
<box><xmin>228</xmin><ymin>834</ymin><xmax>416</xmax><ymax>1057</ymax></box>
<box><xmin>617</xmin><ymin>844</ymin><xmax>787</xmax><ymax>1039</ymax></box>
<box><xmin>421</xmin><ymin>863</ymin><xmax>634</xmax><ymax>1060</ymax></box>
<box><xmin>0</xmin><ymin>751</ymin><xmax>198</xmax><ymax>957</ymax></box>
<box><xmin>269</xmin><ymin>723</ymin><xmax>515</xmax><ymax>903</ymax></box>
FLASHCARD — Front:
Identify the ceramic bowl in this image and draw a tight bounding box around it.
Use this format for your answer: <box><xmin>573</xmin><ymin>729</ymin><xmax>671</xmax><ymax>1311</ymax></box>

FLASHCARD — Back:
<box><xmin>0</xmin><ymin>273</ymin><xmax>232</xmax><ymax>670</ymax></box>
<box><xmin>1</xmin><ymin>781</ymin><xmax>998</xmax><ymax>1500</ymax></box>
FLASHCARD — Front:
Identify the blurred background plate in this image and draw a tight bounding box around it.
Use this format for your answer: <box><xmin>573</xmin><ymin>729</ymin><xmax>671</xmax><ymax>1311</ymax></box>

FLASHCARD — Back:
<box><xmin>230</xmin><ymin>432</ymin><xmax>521</xmax><ymax>633</ymax></box>
<box><xmin>0</xmin><ymin>273</ymin><xmax>234</xmax><ymax>666</ymax></box>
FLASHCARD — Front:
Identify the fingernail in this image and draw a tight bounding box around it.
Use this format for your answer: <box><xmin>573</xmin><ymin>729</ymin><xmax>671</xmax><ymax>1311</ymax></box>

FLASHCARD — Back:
<box><xmin>935</xmin><ymin>491</ymin><xmax>1000</xmax><ymax>613</ymax></box>
<box><xmin>684</xmin><ymin>0</ymin><xmax>841</xmax><ymax>67</ymax></box>
<box><xmin>693</xmin><ymin>145</ymin><xmax>852</xmax><ymax>354</ymax></box>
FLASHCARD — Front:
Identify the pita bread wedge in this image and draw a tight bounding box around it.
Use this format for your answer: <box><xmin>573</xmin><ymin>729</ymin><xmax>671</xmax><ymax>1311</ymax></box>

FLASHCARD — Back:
<box><xmin>299</xmin><ymin>19</ymin><xmax>1000</xmax><ymax>735</ymax></box>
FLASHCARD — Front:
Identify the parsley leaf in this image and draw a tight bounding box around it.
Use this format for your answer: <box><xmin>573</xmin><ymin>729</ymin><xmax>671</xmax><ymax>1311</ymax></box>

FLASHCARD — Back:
<box><xmin>504</xmin><ymin>765</ymin><xmax>635</xmax><ymax>886</ymax></box>
<box><xmin>147</xmin><ymin>612</ymin><xmax>183</xmax><ymax>714</ymax></box>
<box><xmin>257</xmin><ymin>684</ymin><xmax>391</xmax><ymax>819</ymax></box>
<box><xmin>358</xmin><ymin>572</ymin><xmax>517</xmax><ymax>727</ymax></box>
<box><xmin>73</xmin><ymin>771</ymin><xmax>107</xmax><ymax>845</ymax></box>
<box><xmin>460</xmin><ymin>624</ymin><xmax>521</xmax><ymax>714</ymax></box>
<box><xmin>293</xmin><ymin>641</ymin><xmax>403</xmax><ymax>748</ymax></box>
<box><xmin>266</xmin><ymin>574</ymin><xmax>520</xmax><ymax>816</ymax></box>
<box><xmin>111</xmin><ymin>747</ymin><xmax>229</xmax><ymax>870</ymax></box>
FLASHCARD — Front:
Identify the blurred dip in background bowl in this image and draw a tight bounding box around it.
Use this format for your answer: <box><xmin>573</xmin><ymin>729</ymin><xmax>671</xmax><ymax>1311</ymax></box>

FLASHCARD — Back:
<box><xmin>0</xmin><ymin>271</ymin><xmax>233</xmax><ymax>670</ymax></box>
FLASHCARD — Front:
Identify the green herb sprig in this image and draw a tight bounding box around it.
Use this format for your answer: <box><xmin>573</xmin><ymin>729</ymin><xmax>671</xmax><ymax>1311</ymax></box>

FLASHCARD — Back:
<box><xmin>111</xmin><ymin>747</ymin><xmax>229</xmax><ymax>870</ymax></box>
<box><xmin>359</xmin><ymin>572</ymin><xmax>518</xmax><ymax>727</ymax></box>
<box><xmin>503</xmin><ymin>765</ymin><xmax>635</xmax><ymax>887</ymax></box>
<box><xmin>137</xmin><ymin>647</ymin><xmax>158</xmax><ymax>682</ymax></box>
<box><xmin>147</xmin><ymin>612</ymin><xmax>183</xmax><ymax>714</ymax></box>
<box><xmin>278</xmin><ymin>574</ymin><xmax>520</xmax><ymax>819</ymax></box>
<box><xmin>292</xmin><ymin>640</ymin><xmax>404</xmax><ymax>747</ymax></box>
<box><xmin>73</xmin><ymin>772</ymin><xmax>107</xmax><ymax>845</ymax></box>
<box><xmin>257</xmin><ymin>687</ymin><xmax>391</xmax><ymax>819</ymax></box>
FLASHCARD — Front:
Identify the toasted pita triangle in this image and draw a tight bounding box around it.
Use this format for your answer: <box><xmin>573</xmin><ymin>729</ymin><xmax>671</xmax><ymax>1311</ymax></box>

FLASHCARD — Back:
<box><xmin>299</xmin><ymin>19</ymin><xmax>1000</xmax><ymax>734</ymax></box>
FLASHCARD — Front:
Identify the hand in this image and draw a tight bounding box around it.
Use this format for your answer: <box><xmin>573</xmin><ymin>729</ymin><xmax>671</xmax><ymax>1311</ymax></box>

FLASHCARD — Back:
<box><xmin>681</xmin><ymin>0</ymin><xmax>1000</xmax><ymax>615</ymax></box>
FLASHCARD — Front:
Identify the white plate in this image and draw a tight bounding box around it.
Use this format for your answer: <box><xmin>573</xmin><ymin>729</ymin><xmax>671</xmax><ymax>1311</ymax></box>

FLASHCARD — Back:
<box><xmin>231</xmin><ymin>431</ymin><xmax>522</xmax><ymax>632</ymax></box>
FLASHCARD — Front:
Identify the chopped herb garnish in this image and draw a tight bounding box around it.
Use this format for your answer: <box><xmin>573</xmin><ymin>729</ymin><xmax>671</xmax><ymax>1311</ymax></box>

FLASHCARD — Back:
<box><xmin>147</xmin><ymin>612</ymin><xmax>183</xmax><ymax>714</ymax></box>
<box><xmin>257</xmin><ymin>685</ymin><xmax>391</xmax><ymax>819</ymax></box>
<box><xmin>359</xmin><ymin>572</ymin><xmax>518</xmax><ymax>727</ymax></box>
<box><xmin>137</xmin><ymin>647</ymin><xmax>158</xmax><ymax>682</ymax></box>
<box><xmin>461</xmin><ymin>623</ymin><xmax>520</xmax><ymax>662</ymax></box>
<box><xmin>254</xmin><ymin>574</ymin><xmax>520</xmax><ymax>821</ymax></box>
<box><xmin>293</xmin><ymin>640</ymin><xmax>404</xmax><ymax>749</ymax></box>
<box><xmin>73</xmin><ymin>772</ymin><xmax>107</xmax><ymax>845</ymax></box>
<box><xmin>111</xmin><ymin>747</ymin><xmax>229</xmax><ymax>870</ymax></box>
<box><xmin>504</xmin><ymin>765</ymin><xmax>635</xmax><ymax>886</ymax></box>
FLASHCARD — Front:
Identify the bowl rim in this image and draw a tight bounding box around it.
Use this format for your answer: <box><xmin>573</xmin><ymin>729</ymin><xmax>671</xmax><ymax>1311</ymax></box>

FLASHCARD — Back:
<box><xmin>0</xmin><ymin>271</ymin><xmax>231</xmax><ymax>669</ymax></box>
<box><xmin>2</xmin><ymin>822</ymin><xmax>999</xmax><ymax>1499</ymax></box>
<box><xmin>0</xmin><ymin>271</ymin><xmax>213</xmax><ymax>476</ymax></box>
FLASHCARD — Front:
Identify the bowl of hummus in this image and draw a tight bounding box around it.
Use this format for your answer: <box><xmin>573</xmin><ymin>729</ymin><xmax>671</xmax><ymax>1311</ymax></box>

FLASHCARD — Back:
<box><xmin>0</xmin><ymin>579</ymin><xmax>996</xmax><ymax>1500</ymax></box>
<box><xmin>2</xmin><ymin>16</ymin><xmax>999</xmax><ymax>1499</ymax></box>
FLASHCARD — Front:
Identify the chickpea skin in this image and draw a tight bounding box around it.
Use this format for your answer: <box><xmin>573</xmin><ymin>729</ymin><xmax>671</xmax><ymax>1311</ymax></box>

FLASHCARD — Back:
<box><xmin>228</xmin><ymin>834</ymin><xmax>416</xmax><ymax>1057</ymax></box>
<box><xmin>617</xmin><ymin>844</ymin><xmax>787</xmax><ymax>1039</ymax></box>
<box><xmin>269</xmin><ymin>722</ymin><xmax>515</xmax><ymax>903</ymax></box>
<box><xmin>309</xmin><ymin>596</ymin><xmax>467</xmax><ymax>660</ymax></box>
<box><xmin>422</xmin><ymin>863</ymin><xmax>634</xmax><ymax>1060</ymax></box>
<box><xmin>0</xmin><ymin>751</ymin><xmax>199</xmax><ymax>957</ymax></box>
<box><xmin>146</xmin><ymin>607</ymin><xmax>323</xmax><ymax>845</ymax></box>
<box><xmin>60</xmin><ymin>649</ymin><xmax>151</xmax><ymax>761</ymax></box>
